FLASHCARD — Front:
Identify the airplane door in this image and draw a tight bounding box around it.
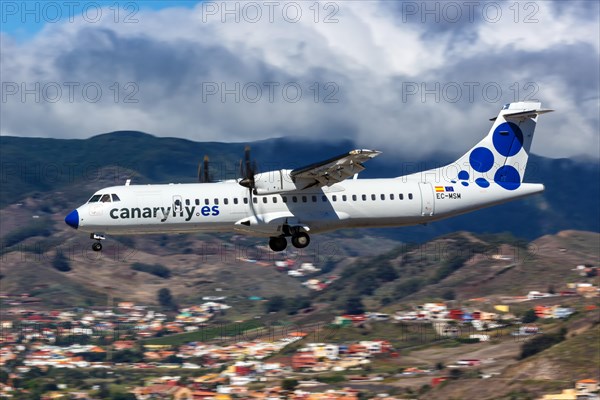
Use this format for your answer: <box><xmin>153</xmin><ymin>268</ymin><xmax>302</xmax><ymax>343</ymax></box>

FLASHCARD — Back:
<box><xmin>418</xmin><ymin>182</ymin><xmax>435</xmax><ymax>216</ymax></box>
<box><xmin>173</xmin><ymin>195</ymin><xmax>183</xmax><ymax>214</ymax></box>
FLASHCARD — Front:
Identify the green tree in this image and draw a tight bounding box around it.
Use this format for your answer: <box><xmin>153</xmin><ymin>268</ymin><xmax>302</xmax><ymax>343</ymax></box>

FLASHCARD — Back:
<box><xmin>131</xmin><ymin>262</ymin><xmax>171</xmax><ymax>278</ymax></box>
<box><xmin>111</xmin><ymin>349</ymin><xmax>144</xmax><ymax>363</ymax></box>
<box><xmin>521</xmin><ymin>309</ymin><xmax>538</xmax><ymax>323</ymax></box>
<box><xmin>520</xmin><ymin>328</ymin><xmax>567</xmax><ymax>359</ymax></box>
<box><xmin>355</xmin><ymin>273</ymin><xmax>379</xmax><ymax>295</ymax></box>
<box><xmin>380</xmin><ymin>297</ymin><xmax>392</xmax><ymax>306</ymax></box>
<box><xmin>97</xmin><ymin>385</ymin><xmax>110</xmax><ymax>399</ymax></box>
<box><xmin>265</xmin><ymin>296</ymin><xmax>285</xmax><ymax>313</ymax></box>
<box><xmin>164</xmin><ymin>354</ymin><xmax>183</xmax><ymax>364</ymax></box>
<box><xmin>345</xmin><ymin>296</ymin><xmax>365</xmax><ymax>315</ymax></box>
<box><xmin>449</xmin><ymin>368</ymin><xmax>463</xmax><ymax>379</ymax></box>
<box><xmin>52</xmin><ymin>251</ymin><xmax>71</xmax><ymax>272</ymax></box>
<box><xmin>281</xmin><ymin>378</ymin><xmax>298</xmax><ymax>391</ymax></box>
<box><xmin>285</xmin><ymin>296</ymin><xmax>311</xmax><ymax>315</ymax></box>
<box><xmin>442</xmin><ymin>289</ymin><xmax>456</xmax><ymax>300</ymax></box>
<box><xmin>111</xmin><ymin>392</ymin><xmax>137</xmax><ymax>400</ymax></box>
<box><xmin>157</xmin><ymin>288</ymin><xmax>177</xmax><ymax>310</ymax></box>
<box><xmin>375</xmin><ymin>262</ymin><xmax>399</xmax><ymax>282</ymax></box>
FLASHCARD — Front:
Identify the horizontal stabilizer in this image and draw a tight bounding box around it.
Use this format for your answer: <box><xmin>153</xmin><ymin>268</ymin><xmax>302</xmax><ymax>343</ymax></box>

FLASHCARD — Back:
<box><xmin>490</xmin><ymin>108</ymin><xmax>554</xmax><ymax>121</ymax></box>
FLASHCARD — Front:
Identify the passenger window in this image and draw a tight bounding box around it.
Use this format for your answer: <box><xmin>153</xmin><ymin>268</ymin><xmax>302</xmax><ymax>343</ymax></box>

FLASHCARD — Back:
<box><xmin>214</xmin><ymin>198</ymin><xmax>219</xmax><ymax>205</ymax></box>
<box><xmin>273</xmin><ymin>197</ymin><xmax>277</xmax><ymax>203</ymax></box>
<box><xmin>111</xmin><ymin>194</ymin><xmax>121</xmax><ymax>202</ymax></box>
<box><xmin>263</xmin><ymin>197</ymin><xmax>267</xmax><ymax>204</ymax></box>
<box><xmin>233</xmin><ymin>198</ymin><xmax>238</xmax><ymax>205</ymax></box>
<box><xmin>399</xmin><ymin>194</ymin><xmax>404</xmax><ymax>200</ymax></box>
<box><xmin>352</xmin><ymin>195</ymin><xmax>357</xmax><ymax>201</ymax></box>
<box><xmin>224</xmin><ymin>198</ymin><xmax>229</xmax><ymax>205</ymax></box>
<box><xmin>408</xmin><ymin>193</ymin><xmax>413</xmax><ymax>200</ymax></box>
<box><xmin>322</xmin><ymin>195</ymin><xmax>327</xmax><ymax>202</ymax></box>
<box><xmin>282</xmin><ymin>196</ymin><xmax>288</xmax><ymax>203</ymax></box>
<box><xmin>185</xmin><ymin>199</ymin><xmax>190</xmax><ymax>206</ymax></box>
<box><xmin>390</xmin><ymin>194</ymin><xmax>395</xmax><ymax>200</ymax></box>
<box><xmin>253</xmin><ymin>197</ymin><xmax>258</xmax><ymax>204</ymax></box>
<box><xmin>100</xmin><ymin>194</ymin><xmax>111</xmax><ymax>203</ymax></box>
<box><xmin>371</xmin><ymin>194</ymin><xmax>376</xmax><ymax>201</ymax></box>
<box><xmin>195</xmin><ymin>199</ymin><xmax>200</xmax><ymax>206</ymax></box>
<box><xmin>205</xmin><ymin>199</ymin><xmax>210</xmax><ymax>205</ymax></box>
<box><xmin>312</xmin><ymin>195</ymin><xmax>317</xmax><ymax>202</ymax></box>
<box><xmin>88</xmin><ymin>195</ymin><xmax>102</xmax><ymax>203</ymax></box>
<box><xmin>342</xmin><ymin>195</ymin><xmax>347</xmax><ymax>201</ymax></box>
<box><xmin>332</xmin><ymin>195</ymin><xmax>337</xmax><ymax>202</ymax></box>
<box><xmin>244</xmin><ymin>198</ymin><xmax>248</xmax><ymax>204</ymax></box>
<box><xmin>381</xmin><ymin>194</ymin><xmax>385</xmax><ymax>201</ymax></box>
<box><xmin>292</xmin><ymin>196</ymin><xmax>298</xmax><ymax>203</ymax></box>
<box><xmin>362</xmin><ymin>194</ymin><xmax>367</xmax><ymax>201</ymax></box>
<box><xmin>302</xmin><ymin>196</ymin><xmax>307</xmax><ymax>203</ymax></box>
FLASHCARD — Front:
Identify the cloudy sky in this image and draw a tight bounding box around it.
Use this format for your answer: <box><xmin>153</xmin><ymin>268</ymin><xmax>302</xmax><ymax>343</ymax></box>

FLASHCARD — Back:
<box><xmin>1</xmin><ymin>1</ymin><xmax>598</xmax><ymax>159</ymax></box>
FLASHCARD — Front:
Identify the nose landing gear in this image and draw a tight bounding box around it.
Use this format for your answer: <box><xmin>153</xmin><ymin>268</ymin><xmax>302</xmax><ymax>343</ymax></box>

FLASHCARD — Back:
<box><xmin>90</xmin><ymin>233</ymin><xmax>105</xmax><ymax>252</ymax></box>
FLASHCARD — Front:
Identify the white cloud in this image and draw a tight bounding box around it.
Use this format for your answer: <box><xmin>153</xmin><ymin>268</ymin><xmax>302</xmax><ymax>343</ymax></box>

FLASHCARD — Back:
<box><xmin>1</xmin><ymin>1</ymin><xmax>598</xmax><ymax>159</ymax></box>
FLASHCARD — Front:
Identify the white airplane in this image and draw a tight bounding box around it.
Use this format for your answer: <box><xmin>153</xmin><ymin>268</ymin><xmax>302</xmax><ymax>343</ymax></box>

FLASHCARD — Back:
<box><xmin>65</xmin><ymin>101</ymin><xmax>553</xmax><ymax>252</ymax></box>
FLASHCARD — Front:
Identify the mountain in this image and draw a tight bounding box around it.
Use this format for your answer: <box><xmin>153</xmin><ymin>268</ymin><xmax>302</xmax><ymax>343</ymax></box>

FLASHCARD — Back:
<box><xmin>313</xmin><ymin>230</ymin><xmax>599</xmax><ymax>312</ymax></box>
<box><xmin>1</xmin><ymin>131</ymin><xmax>598</xmax><ymax>242</ymax></box>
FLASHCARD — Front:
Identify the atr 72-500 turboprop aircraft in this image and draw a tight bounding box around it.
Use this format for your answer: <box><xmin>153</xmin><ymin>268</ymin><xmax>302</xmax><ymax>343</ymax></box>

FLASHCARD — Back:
<box><xmin>65</xmin><ymin>101</ymin><xmax>552</xmax><ymax>252</ymax></box>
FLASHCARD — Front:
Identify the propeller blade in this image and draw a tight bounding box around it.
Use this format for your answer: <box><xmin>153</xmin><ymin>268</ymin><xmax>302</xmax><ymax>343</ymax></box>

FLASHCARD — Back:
<box><xmin>244</xmin><ymin>146</ymin><xmax>252</xmax><ymax>179</ymax></box>
<box><xmin>203</xmin><ymin>155</ymin><xmax>210</xmax><ymax>183</ymax></box>
<box><xmin>239</xmin><ymin>146</ymin><xmax>256</xmax><ymax>189</ymax></box>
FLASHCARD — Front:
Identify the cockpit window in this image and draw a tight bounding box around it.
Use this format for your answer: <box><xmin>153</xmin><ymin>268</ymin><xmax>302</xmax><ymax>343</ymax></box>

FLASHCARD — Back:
<box><xmin>88</xmin><ymin>195</ymin><xmax>102</xmax><ymax>203</ymax></box>
<box><xmin>100</xmin><ymin>194</ymin><xmax>111</xmax><ymax>203</ymax></box>
<box><xmin>111</xmin><ymin>194</ymin><xmax>121</xmax><ymax>202</ymax></box>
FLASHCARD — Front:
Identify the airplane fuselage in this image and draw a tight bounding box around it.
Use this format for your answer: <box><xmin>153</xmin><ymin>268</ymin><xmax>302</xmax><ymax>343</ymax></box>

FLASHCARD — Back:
<box><xmin>71</xmin><ymin>177</ymin><xmax>543</xmax><ymax>237</ymax></box>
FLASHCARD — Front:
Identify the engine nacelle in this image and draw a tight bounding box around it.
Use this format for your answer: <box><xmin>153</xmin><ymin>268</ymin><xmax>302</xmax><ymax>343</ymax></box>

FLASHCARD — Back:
<box><xmin>252</xmin><ymin>169</ymin><xmax>308</xmax><ymax>195</ymax></box>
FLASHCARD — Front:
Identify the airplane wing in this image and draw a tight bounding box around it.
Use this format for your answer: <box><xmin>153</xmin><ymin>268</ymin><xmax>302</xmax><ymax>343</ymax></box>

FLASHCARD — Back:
<box><xmin>290</xmin><ymin>149</ymin><xmax>381</xmax><ymax>189</ymax></box>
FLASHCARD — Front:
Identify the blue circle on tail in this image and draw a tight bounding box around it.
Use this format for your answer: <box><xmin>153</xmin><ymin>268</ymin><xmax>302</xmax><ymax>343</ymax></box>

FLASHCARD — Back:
<box><xmin>494</xmin><ymin>166</ymin><xmax>521</xmax><ymax>190</ymax></box>
<box><xmin>493</xmin><ymin>122</ymin><xmax>523</xmax><ymax>157</ymax></box>
<box><xmin>469</xmin><ymin>147</ymin><xmax>494</xmax><ymax>172</ymax></box>
<box><xmin>475</xmin><ymin>178</ymin><xmax>490</xmax><ymax>188</ymax></box>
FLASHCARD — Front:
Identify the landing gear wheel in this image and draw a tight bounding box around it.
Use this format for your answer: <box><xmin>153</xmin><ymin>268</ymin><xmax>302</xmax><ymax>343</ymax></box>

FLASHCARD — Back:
<box><xmin>291</xmin><ymin>232</ymin><xmax>310</xmax><ymax>249</ymax></box>
<box><xmin>92</xmin><ymin>242</ymin><xmax>102</xmax><ymax>252</ymax></box>
<box><xmin>269</xmin><ymin>236</ymin><xmax>287</xmax><ymax>252</ymax></box>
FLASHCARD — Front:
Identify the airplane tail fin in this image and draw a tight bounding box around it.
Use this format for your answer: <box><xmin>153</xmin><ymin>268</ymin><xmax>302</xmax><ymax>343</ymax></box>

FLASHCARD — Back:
<box><xmin>449</xmin><ymin>101</ymin><xmax>553</xmax><ymax>190</ymax></box>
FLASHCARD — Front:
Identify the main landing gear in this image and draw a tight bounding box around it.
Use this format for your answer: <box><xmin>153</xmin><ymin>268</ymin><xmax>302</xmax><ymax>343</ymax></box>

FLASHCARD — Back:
<box><xmin>268</xmin><ymin>229</ymin><xmax>310</xmax><ymax>252</ymax></box>
<box><xmin>90</xmin><ymin>233</ymin><xmax>105</xmax><ymax>252</ymax></box>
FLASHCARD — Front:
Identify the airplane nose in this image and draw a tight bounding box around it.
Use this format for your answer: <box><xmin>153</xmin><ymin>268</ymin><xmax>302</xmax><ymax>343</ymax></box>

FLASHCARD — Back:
<box><xmin>65</xmin><ymin>210</ymin><xmax>79</xmax><ymax>229</ymax></box>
